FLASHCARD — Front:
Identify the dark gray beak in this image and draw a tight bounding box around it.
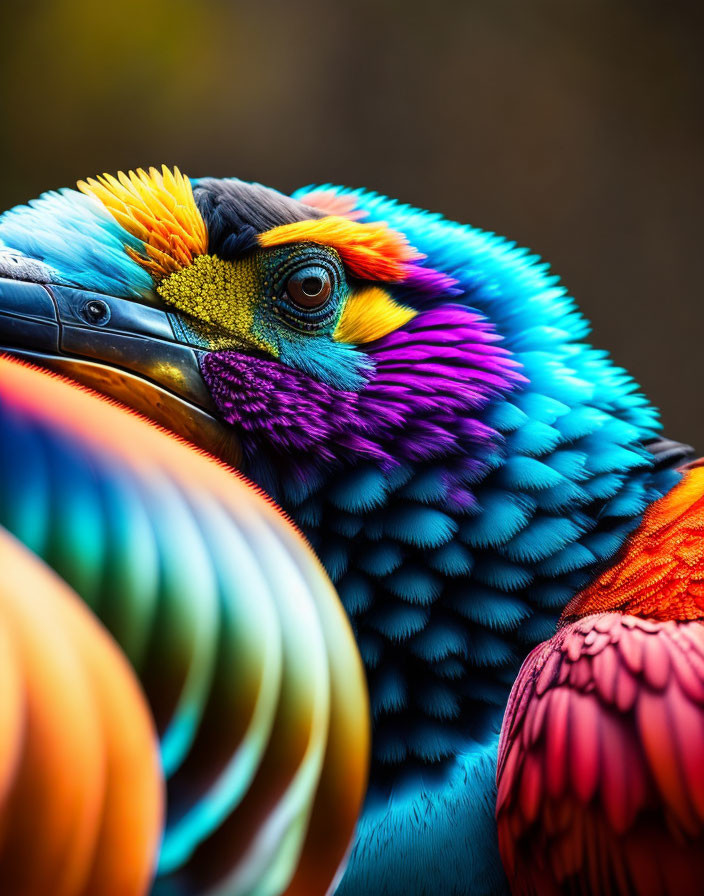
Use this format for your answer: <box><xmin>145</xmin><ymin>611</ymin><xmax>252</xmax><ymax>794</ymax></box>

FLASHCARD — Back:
<box><xmin>0</xmin><ymin>276</ymin><xmax>241</xmax><ymax>466</ymax></box>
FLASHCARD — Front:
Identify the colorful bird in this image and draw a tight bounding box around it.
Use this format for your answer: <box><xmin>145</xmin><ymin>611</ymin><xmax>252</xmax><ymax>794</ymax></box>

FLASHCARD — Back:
<box><xmin>0</xmin><ymin>166</ymin><xmax>701</xmax><ymax>895</ymax></box>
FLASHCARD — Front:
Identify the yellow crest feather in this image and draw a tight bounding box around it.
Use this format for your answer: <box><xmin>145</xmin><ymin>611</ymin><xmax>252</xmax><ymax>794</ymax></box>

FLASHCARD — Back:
<box><xmin>77</xmin><ymin>166</ymin><xmax>208</xmax><ymax>280</ymax></box>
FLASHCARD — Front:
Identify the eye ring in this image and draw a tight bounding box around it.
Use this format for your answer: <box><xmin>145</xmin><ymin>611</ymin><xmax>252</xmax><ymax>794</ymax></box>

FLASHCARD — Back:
<box><xmin>271</xmin><ymin>251</ymin><xmax>344</xmax><ymax>335</ymax></box>
<box><xmin>283</xmin><ymin>265</ymin><xmax>333</xmax><ymax>310</ymax></box>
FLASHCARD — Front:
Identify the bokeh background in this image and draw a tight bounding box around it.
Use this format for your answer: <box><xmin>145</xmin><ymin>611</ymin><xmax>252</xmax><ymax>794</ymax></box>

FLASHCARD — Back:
<box><xmin>1</xmin><ymin>0</ymin><xmax>702</xmax><ymax>444</ymax></box>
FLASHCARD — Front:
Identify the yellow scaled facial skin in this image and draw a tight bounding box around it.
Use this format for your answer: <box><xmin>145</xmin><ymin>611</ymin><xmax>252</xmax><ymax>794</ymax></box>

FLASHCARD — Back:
<box><xmin>157</xmin><ymin>253</ymin><xmax>278</xmax><ymax>355</ymax></box>
<box><xmin>157</xmin><ymin>244</ymin><xmax>418</xmax><ymax>388</ymax></box>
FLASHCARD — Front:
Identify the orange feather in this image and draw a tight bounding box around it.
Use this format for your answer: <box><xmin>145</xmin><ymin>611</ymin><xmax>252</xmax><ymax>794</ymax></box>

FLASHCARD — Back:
<box><xmin>258</xmin><ymin>215</ymin><xmax>422</xmax><ymax>282</ymax></box>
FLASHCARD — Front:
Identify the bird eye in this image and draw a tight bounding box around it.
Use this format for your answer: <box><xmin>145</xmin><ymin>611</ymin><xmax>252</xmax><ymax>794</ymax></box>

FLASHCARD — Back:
<box><xmin>284</xmin><ymin>266</ymin><xmax>332</xmax><ymax>310</ymax></box>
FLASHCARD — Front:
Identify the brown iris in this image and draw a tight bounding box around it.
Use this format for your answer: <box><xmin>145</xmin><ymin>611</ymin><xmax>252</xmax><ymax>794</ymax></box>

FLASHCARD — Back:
<box><xmin>284</xmin><ymin>266</ymin><xmax>333</xmax><ymax>309</ymax></box>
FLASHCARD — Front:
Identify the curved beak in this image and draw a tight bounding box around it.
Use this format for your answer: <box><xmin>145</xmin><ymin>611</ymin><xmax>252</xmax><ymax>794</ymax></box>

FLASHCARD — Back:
<box><xmin>0</xmin><ymin>276</ymin><xmax>241</xmax><ymax>467</ymax></box>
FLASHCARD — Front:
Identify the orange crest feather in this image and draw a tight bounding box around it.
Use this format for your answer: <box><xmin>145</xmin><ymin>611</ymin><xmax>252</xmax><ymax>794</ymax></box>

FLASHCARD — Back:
<box><xmin>77</xmin><ymin>166</ymin><xmax>208</xmax><ymax>280</ymax></box>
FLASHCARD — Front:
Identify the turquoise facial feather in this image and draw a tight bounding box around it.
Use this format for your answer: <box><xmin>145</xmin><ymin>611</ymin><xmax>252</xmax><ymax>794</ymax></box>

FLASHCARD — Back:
<box><xmin>0</xmin><ymin>189</ymin><xmax>153</xmax><ymax>297</ymax></box>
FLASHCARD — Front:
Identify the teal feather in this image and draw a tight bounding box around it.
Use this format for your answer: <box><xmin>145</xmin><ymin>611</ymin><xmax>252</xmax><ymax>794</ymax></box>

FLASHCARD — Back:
<box><xmin>385</xmin><ymin>567</ymin><xmax>441</xmax><ymax>604</ymax></box>
<box><xmin>472</xmin><ymin>558</ymin><xmax>534</xmax><ymax>591</ymax></box>
<box><xmin>505</xmin><ymin>420</ymin><xmax>562</xmax><ymax>456</ymax></box>
<box><xmin>329</xmin><ymin>466</ymin><xmax>389</xmax><ymax>513</ymax></box>
<box><xmin>602</xmin><ymin>481</ymin><xmax>652</xmax><ymax>517</ymax></box>
<box><xmin>460</xmin><ymin>490</ymin><xmax>535</xmax><ymax>548</ymax></box>
<box><xmin>535</xmin><ymin>541</ymin><xmax>597</xmax><ymax>576</ymax></box>
<box><xmin>329</xmin><ymin>512</ymin><xmax>364</xmax><ymax>538</ymax></box>
<box><xmin>427</xmin><ymin>541</ymin><xmax>474</xmax><ymax>576</ymax></box>
<box><xmin>370</xmin><ymin>603</ymin><xmax>430</xmax><ymax>639</ymax></box>
<box><xmin>293</xmin><ymin>497</ymin><xmax>322</xmax><ymax>527</ymax></box>
<box><xmin>582</xmin><ymin>472</ymin><xmax>627</xmax><ymax>500</ymax></box>
<box><xmin>357</xmin><ymin>632</ymin><xmax>383</xmax><ymax>668</ymax></box>
<box><xmin>529</xmin><ymin>582</ymin><xmax>577</xmax><ymax>609</ymax></box>
<box><xmin>357</xmin><ymin>542</ymin><xmax>404</xmax><ymax>576</ymax></box>
<box><xmin>417</xmin><ymin>683</ymin><xmax>461</xmax><ymax>720</ymax></box>
<box><xmin>516</xmin><ymin>611</ymin><xmax>562</xmax><ymax>644</ymax></box>
<box><xmin>410</xmin><ymin>623</ymin><xmax>468</xmax><ymax>662</ymax></box>
<box><xmin>452</xmin><ymin>589</ymin><xmax>531</xmax><ymax>631</ymax></box>
<box><xmin>533</xmin><ymin>480</ymin><xmax>590</xmax><ymax>512</ymax></box>
<box><xmin>495</xmin><ymin>456</ymin><xmax>564</xmax><ymax>491</ymax></box>
<box><xmin>383</xmin><ymin>506</ymin><xmax>458</xmax><ymax>548</ymax></box>
<box><xmin>398</xmin><ymin>468</ymin><xmax>450</xmax><ymax>502</ymax></box>
<box><xmin>318</xmin><ymin>538</ymin><xmax>350</xmax><ymax>582</ymax></box>
<box><xmin>464</xmin><ymin>630</ymin><xmax>515</xmax><ymax>667</ymax></box>
<box><xmin>481</xmin><ymin>401</ymin><xmax>529</xmax><ymax>432</ymax></box>
<box><xmin>337</xmin><ymin>572</ymin><xmax>374</xmax><ymax>615</ymax></box>
<box><xmin>372</xmin><ymin>668</ymin><xmax>407</xmax><ymax>715</ymax></box>
<box><xmin>502</xmin><ymin>515</ymin><xmax>586</xmax><ymax>564</ymax></box>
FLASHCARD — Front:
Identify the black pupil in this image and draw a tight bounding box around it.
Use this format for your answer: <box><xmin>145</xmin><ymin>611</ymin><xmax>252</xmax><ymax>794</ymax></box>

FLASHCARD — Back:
<box><xmin>301</xmin><ymin>276</ymin><xmax>324</xmax><ymax>297</ymax></box>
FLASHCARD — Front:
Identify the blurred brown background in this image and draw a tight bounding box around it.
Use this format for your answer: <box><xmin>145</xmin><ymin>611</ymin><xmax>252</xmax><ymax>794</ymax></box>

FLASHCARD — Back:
<box><xmin>1</xmin><ymin>0</ymin><xmax>702</xmax><ymax>445</ymax></box>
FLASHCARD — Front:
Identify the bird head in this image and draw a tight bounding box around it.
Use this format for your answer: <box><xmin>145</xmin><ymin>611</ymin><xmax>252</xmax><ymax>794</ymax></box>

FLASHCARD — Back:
<box><xmin>0</xmin><ymin>168</ymin><xmax>523</xmax><ymax>499</ymax></box>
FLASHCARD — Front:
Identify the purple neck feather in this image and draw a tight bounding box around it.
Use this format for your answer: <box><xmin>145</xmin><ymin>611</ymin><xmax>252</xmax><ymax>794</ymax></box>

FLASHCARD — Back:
<box><xmin>202</xmin><ymin>305</ymin><xmax>524</xmax><ymax>502</ymax></box>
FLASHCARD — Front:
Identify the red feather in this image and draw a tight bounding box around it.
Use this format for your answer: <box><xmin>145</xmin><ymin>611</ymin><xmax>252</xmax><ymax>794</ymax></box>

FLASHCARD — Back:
<box><xmin>497</xmin><ymin>614</ymin><xmax>704</xmax><ymax>894</ymax></box>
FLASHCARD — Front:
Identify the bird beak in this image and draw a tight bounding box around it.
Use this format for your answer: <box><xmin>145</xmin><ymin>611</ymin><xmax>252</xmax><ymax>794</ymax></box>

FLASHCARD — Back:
<box><xmin>0</xmin><ymin>276</ymin><xmax>242</xmax><ymax>467</ymax></box>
